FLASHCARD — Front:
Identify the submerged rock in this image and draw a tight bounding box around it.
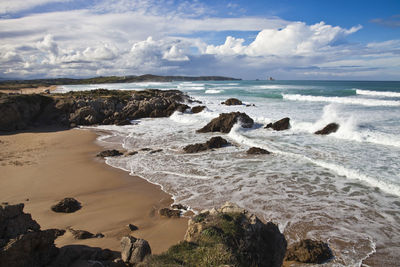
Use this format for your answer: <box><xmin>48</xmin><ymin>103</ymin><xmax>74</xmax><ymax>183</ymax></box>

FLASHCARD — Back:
<box><xmin>51</xmin><ymin>198</ymin><xmax>81</xmax><ymax>213</ymax></box>
<box><xmin>121</xmin><ymin>236</ymin><xmax>151</xmax><ymax>265</ymax></box>
<box><xmin>221</xmin><ymin>98</ymin><xmax>242</xmax><ymax>105</ymax></box>
<box><xmin>265</xmin><ymin>117</ymin><xmax>290</xmax><ymax>131</ymax></box>
<box><xmin>197</xmin><ymin>112</ymin><xmax>254</xmax><ymax>133</ymax></box>
<box><xmin>247</xmin><ymin>147</ymin><xmax>271</xmax><ymax>155</ymax></box>
<box><xmin>183</xmin><ymin>136</ymin><xmax>229</xmax><ymax>153</ymax></box>
<box><xmin>285</xmin><ymin>239</ymin><xmax>333</xmax><ymax>264</ymax></box>
<box><xmin>97</xmin><ymin>149</ymin><xmax>123</xmax><ymax>157</ymax></box>
<box><xmin>315</xmin><ymin>123</ymin><xmax>339</xmax><ymax>135</ymax></box>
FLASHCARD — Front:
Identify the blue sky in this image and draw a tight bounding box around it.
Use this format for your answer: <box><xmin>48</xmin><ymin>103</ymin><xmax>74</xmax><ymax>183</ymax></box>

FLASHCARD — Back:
<box><xmin>0</xmin><ymin>0</ymin><xmax>399</xmax><ymax>80</ymax></box>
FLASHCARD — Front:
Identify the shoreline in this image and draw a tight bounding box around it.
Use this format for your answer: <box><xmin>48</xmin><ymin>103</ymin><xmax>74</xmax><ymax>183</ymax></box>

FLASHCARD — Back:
<box><xmin>0</xmin><ymin>127</ymin><xmax>188</xmax><ymax>254</ymax></box>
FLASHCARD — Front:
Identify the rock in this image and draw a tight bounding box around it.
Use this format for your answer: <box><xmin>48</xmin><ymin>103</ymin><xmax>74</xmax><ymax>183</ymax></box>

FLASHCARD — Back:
<box><xmin>197</xmin><ymin>112</ymin><xmax>254</xmax><ymax>133</ymax></box>
<box><xmin>67</xmin><ymin>228</ymin><xmax>104</xmax><ymax>240</ymax></box>
<box><xmin>285</xmin><ymin>239</ymin><xmax>333</xmax><ymax>264</ymax></box>
<box><xmin>171</xmin><ymin>204</ymin><xmax>187</xmax><ymax>210</ymax></box>
<box><xmin>121</xmin><ymin>236</ymin><xmax>151</xmax><ymax>265</ymax></box>
<box><xmin>191</xmin><ymin>105</ymin><xmax>206</xmax><ymax>113</ymax></box>
<box><xmin>128</xmin><ymin>224</ymin><xmax>138</xmax><ymax>231</ymax></box>
<box><xmin>265</xmin><ymin>117</ymin><xmax>290</xmax><ymax>131</ymax></box>
<box><xmin>221</xmin><ymin>98</ymin><xmax>242</xmax><ymax>105</ymax></box>
<box><xmin>115</xmin><ymin>119</ymin><xmax>131</xmax><ymax>126</ymax></box>
<box><xmin>126</xmin><ymin>151</ymin><xmax>138</xmax><ymax>156</ymax></box>
<box><xmin>183</xmin><ymin>136</ymin><xmax>229</xmax><ymax>153</ymax></box>
<box><xmin>159</xmin><ymin>208</ymin><xmax>181</xmax><ymax>218</ymax></box>
<box><xmin>149</xmin><ymin>149</ymin><xmax>163</xmax><ymax>154</ymax></box>
<box><xmin>315</xmin><ymin>123</ymin><xmax>339</xmax><ymax>135</ymax></box>
<box><xmin>0</xmin><ymin>203</ymin><xmax>65</xmax><ymax>267</ymax></box>
<box><xmin>247</xmin><ymin>147</ymin><xmax>271</xmax><ymax>155</ymax></box>
<box><xmin>51</xmin><ymin>198</ymin><xmax>81</xmax><ymax>213</ymax></box>
<box><xmin>97</xmin><ymin>149</ymin><xmax>123</xmax><ymax>157</ymax></box>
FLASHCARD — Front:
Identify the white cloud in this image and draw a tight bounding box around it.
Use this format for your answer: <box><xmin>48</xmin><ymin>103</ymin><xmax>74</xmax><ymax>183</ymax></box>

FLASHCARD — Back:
<box><xmin>0</xmin><ymin>0</ymin><xmax>71</xmax><ymax>15</ymax></box>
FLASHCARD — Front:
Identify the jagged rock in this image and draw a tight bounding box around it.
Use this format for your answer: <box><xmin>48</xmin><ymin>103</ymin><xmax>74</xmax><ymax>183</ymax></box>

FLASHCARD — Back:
<box><xmin>0</xmin><ymin>203</ymin><xmax>65</xmax><ymax>267</ymax></box>
<box><xmin>191</xmin><ymin>105</ymin><xmax>206</xmax><ymax>113</ymax></box>
<box><xmin>121</xmin><ymin>236</ymin><xmax>151</xmax><ymax>265</ymax></box>
<box><xmin>67</xmin><ymin>228</ymin><xmax>104</xmax><ymax>240</ymax></box>
<box><xmin>97</xmin><ymin>149</ymin><xmax>123</xmax><ymax>158</ymax></box>
<box><xmin>265</xmin><ymin>117</ymin><xmax>290</xmax><ymax>131</ymax></box>
<box><xmin>221</xmin><ymin>98</ymin><xmax>243</xmax><ymax>105</ymax></box>
<box><xmin>315</xmin><ymin>123</ymin><xmax>339</xmax><ymax>135</ymax></box>
<box><xmin>197</xmin><ymin>112</ymin><xmax>254</xmax><ymax>133</ymax></box>
<box><xmin>128</xmin><ymin>224</ymin><xmax>138</xmax><ymax>231</ymax></box>
<box><xmin>183</xmin><ymin>136</ymin><xmax>229</xmax><ymax>153</ymax></box>
<box><xmin>247</xmin><ymin>147</ymin><xmax>271</xmax><ymax>155</ymax></box>
<box><xmin>51</xmin><ymin>198</ymin><xmax>81</xmax><ymax>213</ymax></box>
<box><xmin>285</xmin><ymin>239</ymin><xmax>333</xmax><ymax>264</ymax></box>
<box><xmin>171</xmin><ymin>204</ymin><xmax>187</xmax><ymax>210</ymax></box>
<box><xmin>159</xmin><ymin>208</ymin><xmax>181</xmax><ymax>218</ymax></box>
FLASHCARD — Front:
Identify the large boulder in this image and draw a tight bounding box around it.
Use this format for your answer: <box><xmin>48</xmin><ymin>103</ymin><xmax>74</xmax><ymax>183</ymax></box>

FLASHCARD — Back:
<box><xmin>285</xmin><ymin>239</ymin><xmax>333</xmax><ymax>264</ymax></box>
<box><xmin>51</xmin><ymin>198</ymin><xmax>81</xmax><ymax>213</ymax></box>
<box><xmin>0</xmin><ymin>203</ymin><xmax>65</xmax><ymax>267</ymax></box>
<box><xmin>183</xmin><ymin>136</ymin><xmax>229</xmax><ymax>153</ymax></box>
<box><xmin>265</xmin><ymin>117</ymin><xmax>290</xmax><ymax>131</ymax></box>
<box><xmin>197</xmin><ymin>112</ymin><xmax>254</xmax><ymax>133</ymax></box>
<box><xmin>143</xmin><ymin>202</ymin><xmax>287</xmax><ymax>267</ymax></box>
<box><xmin>247</xmin><ymin>147</ymin><xmax>271</xmax><ymax>155</ymax></box>
<box><xmin>121</xmin><ymin>236</ymin><xmax>151</xmax><ymax>265</ymax></box>
<box><xmin>191</xmin><ymin>105</ymin><xmax>206</xmax><ymax>113</ymax></box>
<box><xmin>315</xmin><ymin>123</ymin><xmax>339</xmax><ymax>135</ymax></box>
<box><xmin>221</xmin><ymin>98</ymin><xmax>242</xmax><ymax>105</ymax></box>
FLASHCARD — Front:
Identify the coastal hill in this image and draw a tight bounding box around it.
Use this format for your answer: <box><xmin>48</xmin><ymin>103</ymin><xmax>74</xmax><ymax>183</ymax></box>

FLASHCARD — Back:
<box><xmin>0</xmin><ymin>74</ymin><xmax>241</xmax><ymax>90</ymax></box>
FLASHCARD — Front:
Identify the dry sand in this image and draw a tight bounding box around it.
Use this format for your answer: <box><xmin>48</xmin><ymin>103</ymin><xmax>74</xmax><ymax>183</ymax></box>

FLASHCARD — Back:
<box><xmin>0</xmin><ymin>127</ymin><xmax>188</xmax><ymax>254</ymax></box>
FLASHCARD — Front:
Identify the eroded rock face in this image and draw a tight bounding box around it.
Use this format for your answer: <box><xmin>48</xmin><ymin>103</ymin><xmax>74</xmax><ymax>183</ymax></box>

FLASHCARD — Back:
<box><xmin>184</xmin><ymin>202</ymin><xmax>287</xmax><ymax>267</ymax></box>
<box><xmin>183</xmin><ymin>136</ymin><xmax>229</xmax><ymax>153</ymax></box>
<box><xmin>221</xmin><ymin>98</ymin><xmax>243</xmax><ymax>106</ymax></box>
<box><xmin>197</xmin><ymin>112</ymin><xmax>254</xmax><ymax>133</ymax></box>
<box><xmin>285</xmin><ymin>239</ymin><xmax>333</xmax><ymax>264</ymax></box>
<box><xmin>315</xmin><ymin>123</ymin><xmax>339</xmax><ymax>135</ymax></box>
<box><xmin>265</xmin><ymin>117</ymin><xmax>290</xmax><ymax>131</ymax></box>
<box><xmin>247</xmin><ymin>147</ymin><xmax>271</xmax><ymax>155</ymax></box>
<box><xmin>51</xmin><ymin>198</ymin><xmax>81</xmax><ymax>213</ymax></box>
<box><xmin>121</xmin><ymin>236</ymin><xmax>151</xmax><ymax>265</ymax></box>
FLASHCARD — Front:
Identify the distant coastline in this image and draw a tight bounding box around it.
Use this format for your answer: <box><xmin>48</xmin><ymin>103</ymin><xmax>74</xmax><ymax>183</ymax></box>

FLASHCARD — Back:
<box><xmin>0</xmin><ymin>74</ymin><xmax>241</xmax><ymax>91</ymax></box>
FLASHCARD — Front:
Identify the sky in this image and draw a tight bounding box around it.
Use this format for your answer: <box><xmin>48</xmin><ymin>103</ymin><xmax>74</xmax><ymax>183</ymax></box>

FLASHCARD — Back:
<box><xmin>0</xmin><ymin>0</ymin><xmax>399</xmax><ymax>80</ymax></box>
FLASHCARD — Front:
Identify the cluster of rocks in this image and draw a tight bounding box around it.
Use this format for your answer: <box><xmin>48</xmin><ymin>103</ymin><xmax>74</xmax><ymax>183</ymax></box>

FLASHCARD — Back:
<box><xmin>0</xmin><ymin>89</ymin><xmax>191</xmax><ymax>131</ymax></box>
<box><xmin>183</xmin><ymin>136</ymin><xmax>229</xmax><ymax>153</ymax></box>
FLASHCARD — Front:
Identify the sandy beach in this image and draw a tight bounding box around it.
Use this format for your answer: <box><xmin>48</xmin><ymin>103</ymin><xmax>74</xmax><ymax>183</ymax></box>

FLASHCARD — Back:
<box><xmin>0</xmin><ymin>127</ymin><xmax>188</xmax><ymax>254</ymax></box>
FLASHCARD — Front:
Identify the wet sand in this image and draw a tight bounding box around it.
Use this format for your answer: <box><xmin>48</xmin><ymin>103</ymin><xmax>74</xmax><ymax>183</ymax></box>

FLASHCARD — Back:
<box><xmin>0</xmin><ymin>127</ymin><xmax>188</xmax><ymax>253</ymax></box>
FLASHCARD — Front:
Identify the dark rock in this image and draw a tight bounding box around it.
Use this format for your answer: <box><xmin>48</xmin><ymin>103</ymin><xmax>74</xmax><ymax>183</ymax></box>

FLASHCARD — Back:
<box><xmin>247</xmin><ymin>147</ymin><xmax>271</xmax><ymax>155</ymax></box>
<box><xmin>221</xmin><ymin>98</ymin><xmax>242</xmax><ymax>105</ymax></box>
<box><xmin>128</xmin><ymin>224</ymin><xmax>138</xmax><ymax>231</ymax></box>
<box><xmin>115</xmin><ymin>119</ymin><xmax>131</xmax><ymax>126</ymax></box>
<box><xmin>149</xmin><ymin>149</ymin><xmax>163</xmax><ymax>154</ymax></box>
<box><xmin>159</xmin><ymin>208</ymin><xmax>181</xmax><ymax>218</ymax></box>
<box><xmin>191</xmin><ymin>105</ymin><xmax>206</xmax><ymax>113</ymax></box>
<box><xmin>121</xmin><ymin>236</ymin><xmax>151</xmax><ymax>265</ymax></box>
<box><xmin>97</xmin><ymin>149</ymin><xmax>123</xmax><ymax>158</ymax></box>
<box><xmin>140</xmin><ymin>148</ymin><xmax>151</xmax><ymax>151</ymax></box>
<box><xmin>197</xmin><ymin>112</ymin><xmax>254</xmax><ymax>133</ymax></box>
<box><xmin>285</xmin><ymin>239</ymin><xmax>333</xmax><ymax>264</ymax></box>
<box><xmin>315</xmin><ymin>123</ymin><xmax>339</xmax><ymax>135</ymax></box>
<box><xmin>127</xmin><ymin>151</ymin><xmax>138</xmax><ymax>156</ymax></box>
<box><xmin>265</xmin><ymin>117</ymin><xmax>290</xmax><ymax>131</ymax></box>
<box><xmin>67</xmin><ymin>228</ymin><xmax>104</xmax><ymax>240</ymax></box>
<box><xmin>171</xmin><ymin>204</ymin><xmax>187</xmax><ymax>210</ymax></box>
<box><xmin>183</xmin><ymin>136</ymin><xmax>229</xmax><ymax>153</ymax></box>
<box><xmin>51</xmin><ymin>198</ymin><xmax>81</xmax><ymax>213</ymax></box>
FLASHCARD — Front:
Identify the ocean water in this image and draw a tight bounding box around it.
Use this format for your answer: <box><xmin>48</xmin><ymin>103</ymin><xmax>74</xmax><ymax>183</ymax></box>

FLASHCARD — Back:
<box><xmin>56</xmin><ymin>80</ymin><xmax>400</xmax><ymax>266</ymax></box>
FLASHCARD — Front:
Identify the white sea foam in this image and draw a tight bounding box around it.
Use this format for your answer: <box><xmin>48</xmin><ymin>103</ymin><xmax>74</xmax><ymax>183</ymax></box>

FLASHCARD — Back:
<box><xmin>356</xmin><ymin>89</ymin><xmax>400</xmax><ymax>98</ymax></box>
<box><xmin>205</xmin><ymin>89</ymin><xmax>224</xmax><ymax>94</ymax></box>
<box><xmin>283</xmin><ymin>94</ymin><xmax>400</xmax><ymax>106</ymax></box>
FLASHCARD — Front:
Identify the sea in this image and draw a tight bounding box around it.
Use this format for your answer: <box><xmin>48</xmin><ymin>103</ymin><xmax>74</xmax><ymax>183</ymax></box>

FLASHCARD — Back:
<box><xmin>55</xmin><ymin>80</ymin><xmax>400</xmax><ymax>266</ymax></box>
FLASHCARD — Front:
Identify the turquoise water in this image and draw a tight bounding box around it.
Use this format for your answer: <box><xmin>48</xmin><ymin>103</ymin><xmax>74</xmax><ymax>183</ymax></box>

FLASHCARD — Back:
<box><xmin>58</xmin><ymin>80</ymin><xmax>400</xmax><ymax>266</ymax></box>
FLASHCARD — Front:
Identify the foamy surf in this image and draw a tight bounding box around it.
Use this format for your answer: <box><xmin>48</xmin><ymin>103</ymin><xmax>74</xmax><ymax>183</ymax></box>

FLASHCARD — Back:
<box><xmin>282</xmin><ymin>94</ymin><xmax>400</xmax><ymax>106</ymax></box>
<box><xmin>356</xmin><ymin>89</ymin><xmax>400</xmax><ymax>98</ymax></box>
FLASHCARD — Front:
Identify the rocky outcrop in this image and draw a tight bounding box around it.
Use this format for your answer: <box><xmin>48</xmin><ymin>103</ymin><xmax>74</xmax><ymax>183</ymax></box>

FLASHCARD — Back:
<box><xmin>221</xmin><ymin>98</ymin><xmax>242</xmax><ymax>105</ymax></box>
<box><xmin>183</xmin><ymin>136</ymin><xmax>229</xmax><ymax>153</ymax></box>
<box><xmin>265</xmin><ymin>117</ymin><xmax>290</xmax><ymax>131</ymax></box>
<box><xmin>0</xmin><ymin>203</ymin><xmax>65</xmax><ymax>267</ymax></box>
<box><xmin>285</xmin><ymin>239</ymin><xmax>333</xmax><ymax>264</ymax></box>
<box><xmin>144</xmin><ymin>202</ymin><xmax>287</xmax><ymax>267</ymax></box>
<box><xmin>0</xmin><ymin>89</ymin><xmax>191</xmax><ymax>131</ymax></box>
<box><xmin>67</xmin><ymin>227</ymin><xmax>104</xmax><ymax>240</ymax></box>
<box><xmin>51</xmin><ymin>198</ymin><xmax>81</xmax><ymax>213</ymax></box>
<box><xmin>128</xmin><ymin>224</ymin><xmax>139</xmax><ymax>231</ymax></box>
<box><xmin>121</xmin><ymin>236</ymin><xmax>151</xmax><ymax>265</ymax></box>
<box><xmin>97</xmin><ymin>149</ymin><xmax>124</xmax><ymax>157</ymax></box>
<box><xmin>159</xmin><ymin>208</ymin><xmax>181</xmax><ymax>218</ymax></box>
<box><xmin>191</xmin><ymin>105</ymin><xmax>206</xmax><ymax>113</ymax></box>
<box><xmin>197</xmin><ymin>112</ymin><xmax>254</xmax><ymax>133</ymax></box>
<box><xmin>247</xmin><ymin>147</ymin><xmax>271</xmax><ymax>155</ymax></box>
<box><xmin>315</xmin><ymin>123</ymin><xmax>339</xmax><ymax>135</ymax></box>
